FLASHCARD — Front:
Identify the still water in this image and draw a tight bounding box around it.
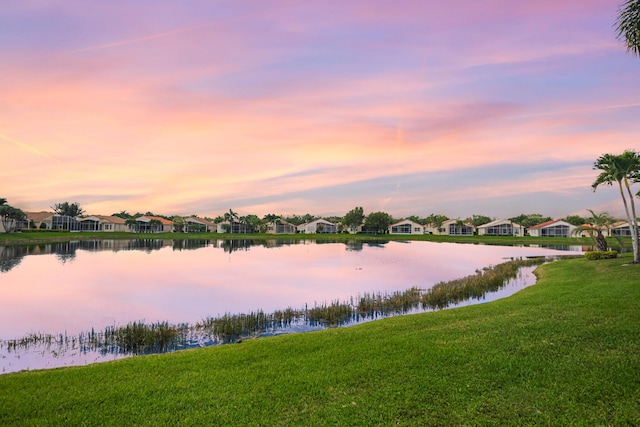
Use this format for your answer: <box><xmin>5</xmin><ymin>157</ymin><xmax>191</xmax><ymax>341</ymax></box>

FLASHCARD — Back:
<box><xmin>0</xmin><ymin>239</ymin><xmax>582</xmax><ymax>373</ymax></box>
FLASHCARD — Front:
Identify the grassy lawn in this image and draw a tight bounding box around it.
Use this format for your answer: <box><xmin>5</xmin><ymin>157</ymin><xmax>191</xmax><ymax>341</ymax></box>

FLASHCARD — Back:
<box><xmin>1</xmin><ymin>254</ymin><xmax>638</xmax><ymax>425</ymax></box>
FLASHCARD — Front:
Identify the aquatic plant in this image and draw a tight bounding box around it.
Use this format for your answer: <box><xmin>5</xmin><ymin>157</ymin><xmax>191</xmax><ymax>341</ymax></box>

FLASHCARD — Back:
<box><xmin>1</xmin><ymin>257</ymin><xmax>557</xmax><ymax>367</ymax></box>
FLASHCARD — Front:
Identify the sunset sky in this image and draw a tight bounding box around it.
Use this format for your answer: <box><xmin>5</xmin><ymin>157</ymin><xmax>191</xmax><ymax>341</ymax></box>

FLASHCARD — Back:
<box><xmin>2</xmin><ymin>0</ymin><xmax>639</xmax><ymax>220</ymax></box>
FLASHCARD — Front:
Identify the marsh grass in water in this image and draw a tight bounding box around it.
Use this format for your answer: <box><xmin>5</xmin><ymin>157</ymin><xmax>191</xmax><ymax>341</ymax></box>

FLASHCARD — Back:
<box><xmin>1</xmin><ymin>257</ymin><xmax>553</xmax><ymax>368</ymax></box>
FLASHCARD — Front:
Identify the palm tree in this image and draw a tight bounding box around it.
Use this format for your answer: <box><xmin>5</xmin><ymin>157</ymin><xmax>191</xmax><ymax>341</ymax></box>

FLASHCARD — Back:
<box><xmin>616</xmin><ymin>0</ymin><xmax>640</xmax><ymax>57</ymax></box>
<box><xmin>592</xmin><ymin>150</ymin><xmax>640</xmax><ymax>263</ymax></box>
<box><xmin>224</xmin><ymin>209</ymin><xmax>239</xmax><ymax>233</ymax></box>
<box><xmin>572</xmin><ymin>210</ymin><xmax>615</xmax><ymax>252</ymax></box>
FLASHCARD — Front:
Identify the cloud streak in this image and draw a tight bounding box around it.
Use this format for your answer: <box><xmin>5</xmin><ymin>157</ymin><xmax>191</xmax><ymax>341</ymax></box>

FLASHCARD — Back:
<box><xmin>1</xmin><ymin>0</ymin><xmax>637</xmax><ymax>219</ymax></box>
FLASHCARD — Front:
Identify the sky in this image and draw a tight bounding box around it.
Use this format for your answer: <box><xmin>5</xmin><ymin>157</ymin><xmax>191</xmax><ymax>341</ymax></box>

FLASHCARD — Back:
<box><xmin>1</xmin><ymin>0</ymin><xmax>639</xmax><ymax>220</ymax></box>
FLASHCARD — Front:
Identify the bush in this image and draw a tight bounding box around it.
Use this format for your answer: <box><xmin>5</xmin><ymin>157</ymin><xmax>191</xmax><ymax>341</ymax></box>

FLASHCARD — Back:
<box><xmin>585</xmin><ymin>251</ymin><xmax>618</xmax><ymax>260</ymax></box>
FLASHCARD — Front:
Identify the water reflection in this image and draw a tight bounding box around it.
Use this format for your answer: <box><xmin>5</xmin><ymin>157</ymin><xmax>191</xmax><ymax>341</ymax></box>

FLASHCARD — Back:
<box><xmin>0</xmin><ymin>239</ymin><xmax>580</xmax><ymax>373</ymax></box>
<box><xmin>0</xmin><ymin>238</ymin><xmax>391</xmax><ymax>272</ymax></box>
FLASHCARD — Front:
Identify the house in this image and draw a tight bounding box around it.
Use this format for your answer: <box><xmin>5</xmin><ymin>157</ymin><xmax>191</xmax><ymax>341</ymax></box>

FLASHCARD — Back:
<box><xmin>131</xmin><ymin>215</ymin><xmax>174</xmax><ymax>233</ymax></box>
<box><xmin>78</xmin><ymin>215</ymin><xmax>129</xmax><ymax>232</ymax></box>
<box><xmin>297</xmin><ymin>219</ymin><xmax>337</xmax><ymax>234</ymax></box>
<box><xmin>476</xmin><ymin>219</ymin><xmax>524</xmax><ymax>236</ymax></box>
<box><xmin>342</xmin><ymin>223</ymin><xmax>363</xmax><ymax>234</ymax></box>
<box><xmin>184</xmin><ymin>217</ymin><xmax>215</xmax><ymax>233</ymax></box>
<box><xmin>51</xmin><ymin>215</ymin><xmax>81</xmax><ymax>231</ymax></box>
<box><xmin>430</xmin><ymin>219</ymin><xmax>475</xmax><ymax>236</ymax></box>
<box><xmin>266</xmin><ymin>220</ymin><xmax>296</xmax><ymax>234</ymax></box>
<box><xmin>388</xmin><ymin>219</ymin><xmax>425</xmax><ymax>235</ymax></box>
<box><xmin>528</xmin><ymin>220</ymin><xmax>576</xmax><ymax>237</ymax></box>
<box><xmin>609</xmin><ymin>220</ymin><xmax>640</xmax><ymax>237</ymax></box>
<box><xmin>216</xmin><ymin>221</ymin><xmax>250</xmax><ymax>233</ymax></box>
<box><xmin>24</xmin><ymin>211</ymin><xmax>55</xmax><ymax>229</ymax></box>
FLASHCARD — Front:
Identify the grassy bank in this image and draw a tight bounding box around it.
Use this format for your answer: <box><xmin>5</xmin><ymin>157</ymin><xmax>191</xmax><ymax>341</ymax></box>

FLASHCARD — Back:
<box><xmin>0</xmin><ymin>229</ymin><xmax>613</xmax><ymax>249</ymax></box>
<box><xmin>1</xmin><ymin>255</ymin><xmax>638</xmax><ymax>425</ymax></box>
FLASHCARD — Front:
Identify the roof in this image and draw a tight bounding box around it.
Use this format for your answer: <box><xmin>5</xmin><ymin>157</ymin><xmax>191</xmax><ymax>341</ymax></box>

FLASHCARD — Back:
<box><xmin>92</xmin><ymin>215</ymin><xmax>127</xmax><ymax>225</ymax></box>
<box><xmin>528</xmin><ymin>220</ymin><xmax>573</xmax><ymax>230</ymax></box>
<box><xmin>389</xmin><ymin>219</ymin><xmax>423</xmax><ymax>227</ymax></box>
<box><xmin>140</xmin><ymin>215</ymin><xmax>173</xmax><ymax>225</ymax></box>
<box><xmin>476</xmin><ymin>219</ymin><xmax>520</xmax><ymax>228</ymax></box>
<box><xmin>184</xmin><ymin>217</ymin><xmax>214</xmax><ymax>226</ymax></box>
<box><xmin>24</xmin><ymin>211</ymin><xmax>53</xmax><ymax>222</ymax></box>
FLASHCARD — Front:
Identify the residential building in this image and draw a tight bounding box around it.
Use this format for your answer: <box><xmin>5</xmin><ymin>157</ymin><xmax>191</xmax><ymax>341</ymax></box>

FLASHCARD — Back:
<box><xmin>130</xmin><ymin>215</ymin><xmax>174</xmax><ymax>233</ymax></box>
<box><xmin>216</xmin><ymin>221</ymin><xmax>250</xmax><ymax>233</ymax></box>
<box><xmin>266</xmin><ymin>220</ymin><xmax>296</xmax><ymax>234</ymax></box>
<box><xmin>297</xmin><ymin>219</ymin><xmax>337</xmax><ymax>234</ymax></box>
<box><xmin>78</xmin><ymin>215</ymin><xmax>129</xmax><ymax>232</ymax></box>
<box><xmin>184</xmin><ymin>217</ymin><xmax>215</xmax><ymax>233</ymax></box>
<box><xmin>476</xmin><ymin>219</ymin><xmax>524</xmax><ymax>236</ymax></box>
<box><xmin>528</xmin><ymin>220</ymin><xmax>576</xmax><ymax>237</ymax></box>
<box><xmin>610</xmin><ymin>220</ymin><xmax>640</xmax><ymax>237</ymax></box>
<box><xmin>431</xmin><ymin>219</ymin><xmax>475</xmax><ymax>236</ymax></box>
<box><xmin>388</xmin><ymin>219</ymin><xmax>425</xmax><ymax>235</ymax></box>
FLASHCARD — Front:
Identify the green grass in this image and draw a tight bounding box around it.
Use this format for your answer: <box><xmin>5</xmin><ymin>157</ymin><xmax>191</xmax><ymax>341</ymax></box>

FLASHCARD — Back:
<box><xmin>1</xmin><ymin>254</ymin><xmax>638</xmax><ymax>425</ymax></box>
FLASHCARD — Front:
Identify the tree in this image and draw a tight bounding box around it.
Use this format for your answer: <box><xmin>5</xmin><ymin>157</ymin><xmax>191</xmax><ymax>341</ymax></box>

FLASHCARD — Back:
<box><xmin>51</xmin><ymin>201</ymin><xmax>84</xmax><ymax>218</ymax></box>
<box><xmin>223</xmin><ymin>209</ymin><xmax>239</xmax><ymax>233</ymax></box>
<box><xmin>0</xmin><ymin>199</ymin><xmax>26</xmax><ymax>233</ymax></box>
<box><xmin>241</xmin><ymin>214</ymin><xmax>261</xmax><ymax>233</ymax></box>
<box><xmin>363</xmin><ymin>211</ymin><xmax>393</xmax><ymax>234</ymax></box>
<box><xmin>111</xmin><ymin>210</ymin><xmax>131</xmax><ymax>220</ymax></box>
<box><xmin>407</xmin><ymin>215</ymin><xmax>423</xmax><ymax>224</ymax></box>
<box><xmin>263</xmin><ymin>213</ymin><xmax>280</xmax><ymax>222</ymax></box>
<box><xmin>343</xmin><ymin>207</ymin><xmax>365</xmax><ymax>232</ymax></box>
<box><xmin>424</xmin><ymin>214</ymin><xmax>448</xmax><ymax>230</ymax></box>
<box><xmin>509</xmin><ymin>213</ymin><xmax>552</xmax><ymax>229</ymax></box>
<box><xmin>592</xmin><ymin>150</ymin><xmax>640</xmax><ymax>263</ymax></box>
<box><xmin>572</xmin><ymin>210</ymin><xmax>615</xmax><ymax>252</ymax></box>
<box><xmin>616</xmin><ymin>0</ymin><xmax>640</xmax><ymax>57</ymax></box>
<box><xmin>172</xmin><ymin>216</ymin><xmax>185</xmax><ymax>233</ymax></box>
<box><xmin>468</xmin><ymin>214</ymin><xmax>492</xmax><ymax>227</ymax></box>
<box><xmin>564</xmin><ymin>215</ymin><xmax>587</xmax><ymax>226</ymax></box>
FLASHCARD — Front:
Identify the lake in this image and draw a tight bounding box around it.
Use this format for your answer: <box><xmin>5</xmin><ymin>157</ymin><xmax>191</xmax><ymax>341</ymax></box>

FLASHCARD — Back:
<box><xmin>0</xmin><ymin>238</ymin><xmax>582</xmax><ymax>373</ymax></box>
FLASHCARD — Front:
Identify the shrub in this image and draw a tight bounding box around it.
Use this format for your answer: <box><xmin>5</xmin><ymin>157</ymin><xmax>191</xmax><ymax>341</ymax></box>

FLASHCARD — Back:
<box><xmin>585</xmin><ymin>250</ymin><xmax>618</xmax><ymax>260</ymax></box>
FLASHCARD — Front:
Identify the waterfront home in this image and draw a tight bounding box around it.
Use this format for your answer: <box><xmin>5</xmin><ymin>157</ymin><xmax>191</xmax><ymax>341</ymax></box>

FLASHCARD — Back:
<box><xmin>78</xmin><ymin>215</ymin><xmax>129</xmax><ymax>232</ymax></box>
<box><xmin>131</xmin><ymin>215</ymin><xmax>174</xmax><ymax>233</ymax></box>
<box><xmin>433</xmin><ymin>219</ymin><xmax>476</xmax><ymax>236</ymax></box>
<box><xmin>24</xmin><ymin>211</ymin><xmax>55</xmax><ymax>229</ymax></box>
<box><xmin>609</xmin><ymin>220</ymin><xmax>640</xmax><ymax>237</ymax></box>
<box><xmin>184</xmin><ymin>217</ymin><xmax>215</xmax><ymax>233</ymax></box>
<box><xmin>266</xmin><ymin>220</ymin><xmax>296</xmax><ymax>234</ymax></box>
<box><xmin>528</xmin><ymin>220</ymin><xmax>576</xmax><ymax>237</ymax></box>
<box><xmin>216</xmin><ymin>220</ymin><xmax>250</xmax><ymax>233</ymax></box>
<box><xmin>388</xmin><ymin>219</ymin><xmax>425</xmax><ymax>235</ymax></box>
<box><xmin>476</xmin><ymin>219</ymin><xmax>524</xmax><ymax>236</ymax></box>
<box><xmin>297</xmin><ymin>219</ymin><xmax>337</xmax><ymax>234</ymax></box>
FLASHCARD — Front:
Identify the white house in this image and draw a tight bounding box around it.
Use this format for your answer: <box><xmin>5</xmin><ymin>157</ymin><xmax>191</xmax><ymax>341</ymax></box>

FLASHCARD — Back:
<box><xmin>609</xmin><ymin>220</ymin><xmax>640</xmax><ymax>237</ymax></box>
<box><xmin>216</xmin><ymin>221</ymin><xmax>250</xmax><ymax>233</ymax></box>
<box><xmin>297</xmin><ymin>219</ymin><xmax>337</xmax><ymax>234</ymax></box>
<box><xmin>476</xmin><ymin>219</ymin><xmax>524</xmax><ymax>236</ymax></box>
<box><xmin>79</xmin><ymin>215</ymin><xmax>129</xmax><ymax>232</ymax></box>
<box><xmin>431</xmin><ymin>219</ymin><xmax>475</xmax><ymax>236</ymax></box>
<box><xmin>132</xmin><ymin>215</ymin><xmax>174</xmax><ymax>233</ymax></box>
<box><xmin>184</xmin><ymin>217</ymin><xmax>215</xmax><ymax>232</ymax></box>
<box><xmin>528</xmin><ymin>220</ymin><xmax>576</xmax><ymax>237</ymax></box>
<box><xmin>388</xmin><ymin>219</ymin><xmax>425</xmax><ymax>235</ymax></box>
<box><xmin>266</xmin><ymin>220</ymin><xmax>296</xmax><ymax>234</ymax></box>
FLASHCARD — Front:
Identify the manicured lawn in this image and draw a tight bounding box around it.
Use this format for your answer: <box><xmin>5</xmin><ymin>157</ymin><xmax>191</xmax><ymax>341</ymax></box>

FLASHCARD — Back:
<box><xmin>1</xmin><ymin>254</ymin><xmax>638</xmax><ymax>425</ymax></box>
